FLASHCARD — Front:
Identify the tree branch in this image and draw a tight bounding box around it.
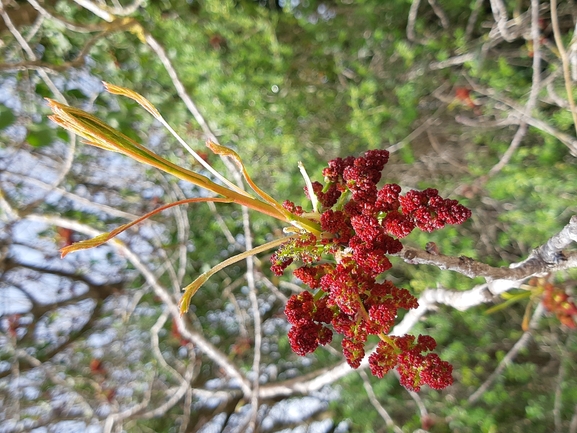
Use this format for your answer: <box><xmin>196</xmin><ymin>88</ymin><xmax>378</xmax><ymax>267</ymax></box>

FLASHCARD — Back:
<box><xmin>395</xmin><ymin>215</ymin><xmax>577</xmax><ymax>287</ymax></box>
<box><xmin>24</xmin><ymin>213</ymin><xmax>254</xmax><ymax>398</ymax></box>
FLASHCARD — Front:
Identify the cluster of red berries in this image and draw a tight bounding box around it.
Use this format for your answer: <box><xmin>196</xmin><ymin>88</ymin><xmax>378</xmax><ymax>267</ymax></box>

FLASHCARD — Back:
<box><xmin>271</xmin><ymin>149</ymin><xmax>471</xmax><ymax>391</ymax></box>
<box><xmin>540</xmin><ymin>279</ymin><xmax>577</xmax><ymax>329</ymax></box>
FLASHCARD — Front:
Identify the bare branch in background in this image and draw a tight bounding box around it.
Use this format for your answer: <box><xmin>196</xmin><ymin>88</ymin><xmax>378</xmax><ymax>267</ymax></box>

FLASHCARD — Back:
<box><xmin>489</xmin><ymin>0</ymin><xmax>516</xmax><ymax>42</ymax></box>
<box><xmin>142</xmin><ymin>33</ymin><xmax>218</xmax><ymax>144</ymax></box>
<box><xmin>103</xmin><ymin>380</ymin><xmax>153</xmax><ymax>433</ymax></box>
<box><xmin>554</xmin><ymin>346</ymin><xmax>568</xmax><ymax>433</ymax></box>
<box><xmin>468</xmin><ymin>304</ymin><xmax>545</xmax><ymax>404</ymax></box>
<box><xmin>402</xmin><ymin>382</ymin><xmax>429</xmax><ymax>422</ymax></box>
<box><xmin>359</xmin><ymin>370</ymin><xmax>403</xmax><ymax>433</ymax></box>
<box><xmin>427</xmin><ymin>0</ymin><xmax>449</xmax><ymax>29</ymax></box>
<box><xmin>0</xmin><ymin>298</ymin><xmax>105</xmax><ymax>379</ymax></box>
<box><xmin>17</xmin><ymin>350</ymin><xmax>95</xmax><ymax>417</ymax></box>
<box><xmin>27</xmin><ymin>0</ymin><xmax>107</xmax><ymax>32</ymax></box>
<box><xmin>429</xmin><ymin>53</ymin><xmax>475</xmax><ymax>70</ymax></box>
<box><xmin>72</xmin><ymin>0</ymin><xmax>115</xmax><ymax>22</ymax></box>
<box><xmin>24</xmin><ymin>212</ymin><xmax>254</xmax><ymax>398</ymax></box>
<box><xmin>4</xmin><ymin>173</ymin><xmax>139</xmax><ymax>220</ymax></box>
<box><xmin>551</xmin><ymin>0</ymin><xmax>577</xmax><ymax>136</ymax></box>
<box><xmin>0</xmin><ymin>2</ymin><xmax>76</xmax><ymax>190</ymax></box>
<box><xmin>91</xmin><ymin>0</ymin><xmax>145</xmax><ymax>17</ymax></box>
<box><xmin>426</xmin><ymin>130</ymin><xmax>469</xmax><ymax>172</ymax></box>
<box><xmin>394</xmin><ymin>215</ymin><xmax>577</xmax><ymax>288</ymax></box>
<box><xmin>487</xmin><ymin>0</ymin><xmax>542</xmax><ymax>178</ymax></box>
<box><xmin>571</xmin><ymin>405</ymin><xmax>577</xmax><ymax>433</ymax></box>
<box><xmin>407</xmin><ymin>0</ymin><xmax>450</xmax><ymax>43</ymax></box>
<box><xmin>406</xmin><ymin>0</ymin><xmax>422</xmax><ymax>43</ymax></box>
<box><xmin>465</xmin><ymin>0</ymin><xmax>484</xmax><ymax>40</ymax></box>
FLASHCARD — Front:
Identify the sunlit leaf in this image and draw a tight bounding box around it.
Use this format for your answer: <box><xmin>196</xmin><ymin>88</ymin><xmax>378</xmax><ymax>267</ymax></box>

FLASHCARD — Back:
<box><xmin>207</xmin><ymin>140</ymin><xmax>287</xmax><ymax>216</ymax></box>
<box><xmin>103</xmin><ymin>83</ymin><xmax>251</xmax><ymax>198</ymax></box>
<box><xmin>103</xmin><ymin>82</ymin><xmax>162</xmax><ymax>120</ymax></box>
<box><xmin>60</xmin><ymin>232</ymin><xmax>115</xmax><ymax>257</ymax></box>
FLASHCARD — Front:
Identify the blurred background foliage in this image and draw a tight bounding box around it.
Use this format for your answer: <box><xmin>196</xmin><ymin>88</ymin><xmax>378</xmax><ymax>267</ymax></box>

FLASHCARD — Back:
<box><xmin>1</xmin><ymin>0</ymin><xmax>577</xmax><ymax>432</ymax></box>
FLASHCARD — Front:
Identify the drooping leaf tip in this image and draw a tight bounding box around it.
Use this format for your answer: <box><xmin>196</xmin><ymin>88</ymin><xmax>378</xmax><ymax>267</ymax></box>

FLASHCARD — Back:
<box><xmin>102</xmin><ymin>82</ymin><xmax>161</xmax><ymax>119</ymax></box>
<box><xmin>45</xmin><ymin>97</ymin><xmax>58</xmax><ymax>107</ymax></box>
<box><xmin>178</xmin><ymin>298</ymin><xmax>189</xmax><ymax>316</ymax></box>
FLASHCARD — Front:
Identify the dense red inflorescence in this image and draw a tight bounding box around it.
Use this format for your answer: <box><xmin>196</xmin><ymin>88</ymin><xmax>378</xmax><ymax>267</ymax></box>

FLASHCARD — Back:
<box><xmin>272</xmin><ymin>149</ymin><xmax>471</xmax><ymax>391</ymax></box>
<box><xmin>541</xmin><ymin>280</ymin><xmax>577</xmax><ymax>329</ymax></box>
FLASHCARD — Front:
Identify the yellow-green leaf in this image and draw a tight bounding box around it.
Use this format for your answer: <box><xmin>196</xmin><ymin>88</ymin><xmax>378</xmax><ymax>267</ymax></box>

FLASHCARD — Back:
<box><xmin>179</xmin><ymin>234</ymin><xmax>297</xmax><ymax>314</ymax></box>
<box><xmin>207</xmin><ymin>140</ymin><xmax>287</xmax><ymax>216</ymax></box>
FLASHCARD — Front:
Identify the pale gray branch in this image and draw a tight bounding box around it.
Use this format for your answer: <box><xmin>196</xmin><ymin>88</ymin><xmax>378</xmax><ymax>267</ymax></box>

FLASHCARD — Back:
<box><xmin>488</xmin><ymin>0</ymin><xmax>542</xmax><ymax>178</ymax></box>
<box><xmin>73</xmin><ymin>0</ymin><xmax>115</xmax><ymax>21</ymax></box>
<box><xmin>427</xmin><ymin>0</ymin><xmax>449</xmax><ymax>29</ymax></box>
<box><xmin>395</xmin><ymin>215</ymin><xmax>577</xmax><ymax>284</ymax></box>
<box><xmin>406</xmin><ymin>0</ymin><xmax>422</xmax><ymax>43</ymax></box>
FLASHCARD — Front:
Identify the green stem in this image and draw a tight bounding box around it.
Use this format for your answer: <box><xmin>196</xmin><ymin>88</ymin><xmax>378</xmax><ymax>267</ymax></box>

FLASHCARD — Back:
<box><xmin>156</xmin><ymin>160</ymin><xmax>321</xmax><ymax>235</ymax></box>
<box><xmin>180</xmin><ymin>234</ymin><xmax>299</xmax><ymax>314</ymax></box>
<box><xmin>358</xmin><ymin>300</ymin><xmax>399</xmax><ymax>351</ymax></box>
<box><xmin>378</xmin><ymin>333</ymin><xmax>398</xmax><ymax>351</ymax></box>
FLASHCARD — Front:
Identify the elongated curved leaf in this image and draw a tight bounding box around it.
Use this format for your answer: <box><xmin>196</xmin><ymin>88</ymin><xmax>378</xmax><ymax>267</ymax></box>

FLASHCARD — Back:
<box><xmin>179</xmin><ymin>234</ymin><xmax>297</xmax><ymax>314</ymax></box>
<box><xmin>61</xmin><ymin>197</ymin><xmax>232</xmax><ymax>257</ymax></box>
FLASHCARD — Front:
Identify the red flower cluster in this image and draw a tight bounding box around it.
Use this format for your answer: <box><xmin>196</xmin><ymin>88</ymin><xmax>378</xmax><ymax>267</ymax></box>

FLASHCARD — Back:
<box><xmin>285</xmin><ymin>291</ymin><xmax>333</xmax><ymax>356</ymax></box>
<box><xmin>272</xmin><ymin>149</ymin><xmax>471</xmax><ymax>391</ymax></box>
<box><xmin>541</xmin><ymin>280</ymin><xmax>577</xmax><ymax>328</ymax></box>
<box><xmin>369</xmin><ymin>335</ymin><xmax>453</xmax><ymax>391</ymax></box>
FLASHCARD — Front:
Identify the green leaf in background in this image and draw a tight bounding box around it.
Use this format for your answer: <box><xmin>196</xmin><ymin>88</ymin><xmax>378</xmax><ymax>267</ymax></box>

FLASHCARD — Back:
<box><xmin>399</xmin><ymin>143</ymin><xmax>415</xmax><ymax>163</ymax></box>
<box><xmin>35</xmin><ymin>82</ymin><xmax>52</xmax><ymax>98</ymax></box>
<box><xmin>64</xmin><ymin>88</ymin><xmax>89</xmax><ymax>102</ymax></box>
<box><xmin>0</xmin><ymin>104</ymin><xmax>15</xmax><ymax>130</ymax></box>
<box><xmin>26</xmin><ymin>123</ymin><xmax>55</xmax><ymax>148</ymax></box>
